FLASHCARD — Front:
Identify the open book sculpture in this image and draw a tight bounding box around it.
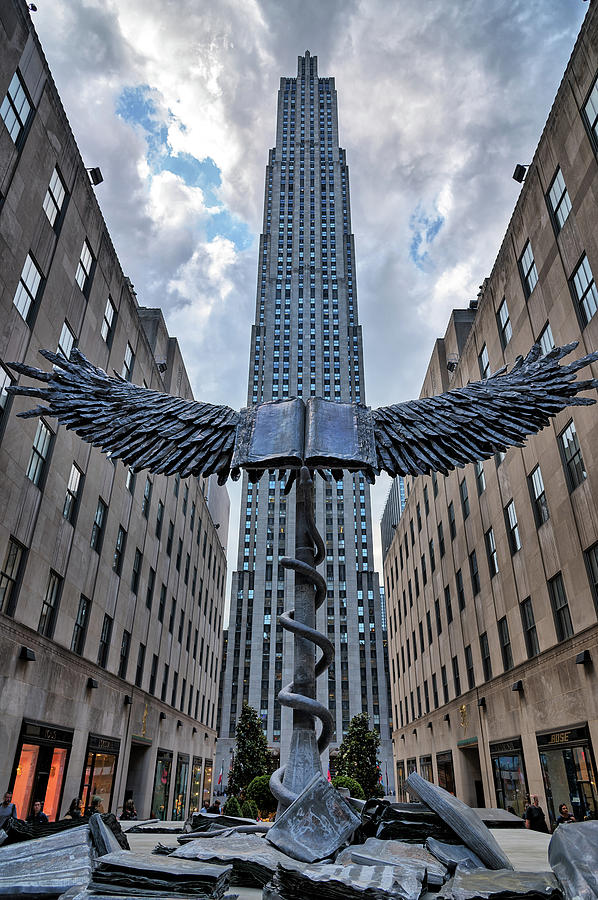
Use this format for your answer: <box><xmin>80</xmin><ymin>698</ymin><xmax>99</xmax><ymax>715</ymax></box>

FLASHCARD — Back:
<box><xmin>6</xmin><ymin>341</ymin><xmax>598</xmax><ymax>811</ymax></box>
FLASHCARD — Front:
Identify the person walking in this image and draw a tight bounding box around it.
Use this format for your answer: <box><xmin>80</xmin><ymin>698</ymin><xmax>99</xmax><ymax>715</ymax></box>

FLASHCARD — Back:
<box><xmin>524</xmin><ymin>795</ymin><xmax>549</xmax><ymax>833</ymax></box>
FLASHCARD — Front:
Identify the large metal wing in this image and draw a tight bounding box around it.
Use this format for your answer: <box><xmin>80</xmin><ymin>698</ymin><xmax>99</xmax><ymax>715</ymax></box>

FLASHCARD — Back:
<box><xmin>372</xmin><ymin>342</ymin><xmax>598</xmax><ymax>478</ymax></box>
<box><xmin>6</xmin><ymin>349</ymin><xmax>239</xmax><ymax>484</ymax></box>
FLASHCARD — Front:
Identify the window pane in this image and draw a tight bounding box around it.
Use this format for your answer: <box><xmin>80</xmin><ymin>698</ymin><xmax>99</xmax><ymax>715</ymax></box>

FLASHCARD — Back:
<box><xmin>13</xmin><ymin>253</ymin><xmax>42</xmax><ymax>321</ymax></box>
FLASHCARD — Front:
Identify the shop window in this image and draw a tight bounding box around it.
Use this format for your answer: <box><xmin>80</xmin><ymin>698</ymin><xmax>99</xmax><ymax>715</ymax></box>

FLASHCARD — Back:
<box><xmin>80</xmin><ymin>735</ymin><xmax>120</xmax><ymax>815</ymax></box>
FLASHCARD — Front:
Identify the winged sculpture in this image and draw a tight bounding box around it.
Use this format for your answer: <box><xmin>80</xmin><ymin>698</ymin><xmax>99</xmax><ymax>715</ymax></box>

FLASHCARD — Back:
<box><xmin>5</xmin><ymin>340</ymin><xmax>598</xmax><ymax>485</ymax></box>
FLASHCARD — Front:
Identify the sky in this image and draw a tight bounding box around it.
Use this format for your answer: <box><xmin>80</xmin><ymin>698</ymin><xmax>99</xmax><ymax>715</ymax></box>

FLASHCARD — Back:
<box><xmin>31</xmin><ymin>0</ymin><xmax>589</xmax><ymax>609</ymax></box>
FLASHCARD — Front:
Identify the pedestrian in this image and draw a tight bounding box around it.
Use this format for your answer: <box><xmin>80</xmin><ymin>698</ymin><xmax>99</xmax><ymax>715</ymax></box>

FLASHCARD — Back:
<box><xmin>0</xmin><ymin>792</ymin><xmax>17</xmax><ymax>829</ymax></box>
<box><xmin>27</xmin><ymin>800</ymin><xmax>49</xmax><ymax>825</ymax></box>
<box><xmin>120</xmin><ymin>799</ymin><xmax>137</xmax><ymax>820</ymax></box>
<box><xmin>65</xmin><ymin>798</ymin><xmax>83</xmax><ymax>819</ymax></box>
<box><xmin>89</xmin><ymin>796</ymin><xmax>104</xmax><ymax>815</ymax></box>
<box><xmin>207</xmin><ymin>799</ymin><xmax>221</xmax><ymax>813</ymax></box>
<box><xmin>556</xmin><ymin>803</ymin><xmax>576</xmax><ymax>825</ymax></box>
<box><xmin>524</xmin><ymin>795</ymin><xmax>549</xmax><ymax>833</ymax></box>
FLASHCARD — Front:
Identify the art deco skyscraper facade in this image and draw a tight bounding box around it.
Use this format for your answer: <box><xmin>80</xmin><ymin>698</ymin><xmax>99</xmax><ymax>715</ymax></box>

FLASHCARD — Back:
<box><xmin>217</xmin><ymin>52</ymin><xmax>392</xmax><ymax>781</ymax></box>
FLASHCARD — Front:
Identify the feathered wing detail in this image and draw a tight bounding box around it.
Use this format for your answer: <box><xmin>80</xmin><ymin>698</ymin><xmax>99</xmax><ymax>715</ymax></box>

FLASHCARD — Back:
<box><xmin>372</xmin><ymin>342</ymin><xmax>598</xmax><ymax>478</ymax></box>
<box><xmin>6</xmin><ymin>349</ymin><xmax>239</xmax><ymax>484</ymax></box>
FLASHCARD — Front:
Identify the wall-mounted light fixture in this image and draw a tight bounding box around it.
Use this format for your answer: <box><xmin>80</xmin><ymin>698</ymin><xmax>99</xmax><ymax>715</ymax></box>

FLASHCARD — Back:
<box><xmin>576</xmin><ymin>650</ymin><xmax>592</xmax><ymax>666</ymax></box>
<box><xmin>512</xmin><ymin>164</ymin><xmax>529</xmax><ymax>183</ymax></box>
<box><xmin>478</xmin><ymin>697</ymin><xmax>486</xmax><ymax>708</ymax></box>
<box><xmin>19</xmin><ymin>646</ymin><xmax>36</xmax><ymax>661</ymax></box>
<box><xmin>87</xmin><ymin>677</ymin><xmax>98</xmax><ymax>689</ymax></box>
<box><xmin>159</xmin><ymin>711</ymin><xmax>166</xmax><ymax>721</ymax></box>
<box><xmin>86</xmin><ymin>167</ymin><xmax>104</xmax><ymax>186</ymax></box>
<box><xmin>443</xmin><ymin>713</ymin><xmax>450</xmax><ymax>724</ymax></box>
<box><xmin>512</xmin><ymin>680</ymin><xmax>524</xmax><ymax>692</ymax></box>
<box><xmin>124</xmin><ymin>695</ymin><xmax>132</xmax><ymax>705</ymax></box>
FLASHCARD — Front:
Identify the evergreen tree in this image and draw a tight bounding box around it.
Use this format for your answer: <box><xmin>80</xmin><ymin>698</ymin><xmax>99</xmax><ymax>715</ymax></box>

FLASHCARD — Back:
<box><xmin>228</xmin><ymin>702</ymin><xmax>270</xmax><ymax>796</ymax></box>
<box><xmin>335</xmin><ymin>712</ymin><xmax>383</xmax><ymax>799</ymax></box>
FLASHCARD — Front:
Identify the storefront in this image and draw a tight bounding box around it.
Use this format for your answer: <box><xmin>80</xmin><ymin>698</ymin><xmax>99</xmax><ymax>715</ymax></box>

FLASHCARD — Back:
<box><xmin>396</xmin><ymin>760</ymin><xmax>406</xmax><ymax>801</ymax></box>
<box><xmin>202</xmin><ymin>758</ymin><xmax>213</xmax><ymax>807</ymax></box>
<box><xmin>151</xmin><ymin>749</ymin><xmax>173</xmax><ymax>820</ymax></box>
<box><xmin>406</xmin><ymin>757</ymin><xmax>417</xmax><ymax>775</ymax></box>
<box><xmin>490</xmin><ymin>738</ymin><xmax>528</xmax><ymax>817</ymax></box>
<box><xmin>419</xmin><ymin>755</ymin><xmax>433</xmax><ymax>783</ymax></box>
<box><xmin>537</xmin><ymin>724</ymin><xmax>597</xmax><ymax>826</ymax></box>
<box><xmin>80</xmin><ymin>734</ymin><xmax>120</xmax><ymax>815</ymax></box>
<box><xmin>10</xmin><ymin>719</ymin><xmax>73</xmax><ymax>821</ymax></box>
<box><xmin>172</xmin><ymin>753</ymin><xmax>189</xmax><ymax>820</ymax></box>
<box><xmin>189</xmin><ymin>757</ymin><xmax>203</xmax><ymax>813</ymax></box>
<box><xmin>436</xmin><ymin>750</ymin><xmax>455</xmax><ymax>794</ymax></box>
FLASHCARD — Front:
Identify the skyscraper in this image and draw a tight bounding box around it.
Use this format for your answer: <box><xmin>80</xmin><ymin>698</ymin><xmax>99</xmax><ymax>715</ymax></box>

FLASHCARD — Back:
<box><xmin>217</xmin><ymin>52</ymin><xmax>392</xmax><ymax>785</ymax></box>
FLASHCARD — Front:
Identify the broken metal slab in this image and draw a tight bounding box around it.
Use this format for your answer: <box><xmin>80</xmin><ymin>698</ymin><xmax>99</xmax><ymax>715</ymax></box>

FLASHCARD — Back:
<box><xmin>425</xmin><ymin>838</ymin><xmax>485</xmax><ymax>873</ymax></box>
<box><xmin>269</xmin><ymin>860</ymin><xmax>424</xmax><ymax>900</ymax></box>
<box><xmin>266</xmin><ymin>773</ymin><xmax>360</xmax><ymax>863</ymax></box>
<box><xmin>92</xmin><ymin>849</ymin><xmax>232</xmax><ymax>897</ymax></box>
<box><xmin>405</xmin><ymin>772</ymin><xmax>513</xmax><ymax>871</ymax></box>
<box><xmin>336</xmin><ymin>837</ymin><xmax>447</xmax><ymax>888</ymax></box>
<box><xmin>0</xmin><ymin>824</ymin><xmax>93</xmax><ymax>896</ymax></box>
<box><xmin>439</xmin><ymin>869</ymin><xmax>563</xmax><ymax>900</ymax></box>
<box><xmin>173</xmin><ymin>832</ymin><xmax>292</xmax><ymax>887</ymax></box>
<box><xmin>89</xmin><ymin>812</ymin><xmax>123</xmax><ymax>856</ymax></box>
<box><xmin>548</xmin><ymin>820</ymin><xmax>598</xmax><ymax>900</ymax></box>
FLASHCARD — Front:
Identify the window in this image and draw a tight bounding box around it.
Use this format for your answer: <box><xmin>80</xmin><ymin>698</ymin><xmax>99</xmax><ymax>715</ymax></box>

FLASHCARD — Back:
<box><xmin>118</xmin><ymin>630</ymin><xmax>131</xmax><ymax>679</ymax></box>
<box><xmin>497</xmin><ymin>297</ymin><xmax>512</xmax><ymax>349</ymax></box>
<box><xmin>456</xmin><ymin>568</ymin><xmax>465</xmax><ymax>610</ymax></box>
<box><xmin>438</xmin><ymin>522</ymin><xmax>445</xmax><ymax>558</ymax></box>
<box><xmin>448</xmin><ymin>501</ymin><xmax>456</xmax><ymax>540</ymax></box>
<box><xmin>63</xmin><ymin>463</ymin><xmax>83</xmax><ymax>523</ymax></box>
<box><xmin>582</xmin><ymin>74</ymin><xmax>598</xmax><ymax>150</ymax></box>
<box><xmin>13</xmin><ymin>253</ymin><xmax>42</xmax><ymax>321</ymax></box>
<box><xmin>548</xmin><ymin>573</ymin><xmax>573</xmax><ymax>642</ymax></box>
<box><xmin>101</xmin><ymin>297</ymin><xmax>117</xmax><ymax>345</ymax></box>
<box><xmin>478</xmin><ymin>344</ymin><xmax>490</xmax><ymax>379</ymax></box>
<box><xmin>571</xmin><ymin>254</ymin><xmax>598</xmax><ymax>328</ymax></box>
<box><xmin>161</xmin><ymin>664</ymin><xmax>169</xmax><ymax>702</ymax></box>
<box><xmin>528</xmin><ymin>466</ymin><xmax>549</xmax><ymax>526</ymax></box>
<box><xmin>547</xmin><ymin>167</ymin><xmax>571</xmax><ymax>232</ymax></box>
<box><xmin>125</xmin><ymin>468</ymin><xmax>136</xmax><ymax>494</ymax></box>
<box><xmin>465</xmin><ymin>644</ymin><xmax>475</xmax><ymax>689</ymax></box>
<box><xmin>519</xmin><ymin>240</ymin><xmax>538</xmax><ymax>297</ymax></box>
<box><xmin>97</xmin><ymin>614</ymin><xmax>113</xmax><ymax>668</ymax></box>
<box><xmin>1</xmin><ymin>363</ymin><xmax>12</xmax><ymax>429</ymax></box>
<box><xmin>90</xmin><ymin>497</ymin><xmax>107</xmax><ymax>551</ymax></box>
<box><xmin>485</xmin><ymin>527</ymin><xmax>499</xmax><ymax>577</ymax></box>
<box><xmin>135</xmin><ymin>643</ymin><xmax>145</xmax><ymax>688</ymax></box>
<box><xmin>520</xmin><ymin>597</ymin><xmax>540</xmax><ymax>659</ymax></box>
<box><xmin>121</xmin><ymin>342</ymin><xmax>135</xmax><ymax>381</ymax></box>
<box><xmin>156</xmin><ymin>501</ymin><xmax>164</xmax><ymax>539</ymax></box>
<box><xmin>26</xmin><ymin>420</ymin><xmax>52</xmax><ymax>486</ymax></box>
<box><xmin>43</xmin><ymin>166</ymin><xmax>67</xmax><ymax>228</ymax></box>
<box><xmin>0</xmin><ymin>70</ymin><xmax>32</xmax><ymax>144</ymax></box>
<box><xmin>480</xmin><ymin>631</ymin><xmax>492</xmax><ymax>681</ymax></box>
<box><xmin>559</xmin><ymin>420</ymin><xmax>586</xmax><ymax>491</ymax></box>
<box><xmin>452</xmin><ymin>655</ymin><xmax>461</xmax><ymax>697</ymax></box>
<box><xmin>71</xmin><ymin>594</ymin><xmax>90</xmax><ymax>655</ymax></box>
<box><xmin>57</xmin><ymin>321</ymin><xmax>76</xmax><ymax>361</ymax></box>
<box><xmin>146</xmin><ymin>567</ymin><xmax>155</xmax><ymax>610</ymax></box>
<box><xmin>469</xmin><ymin>549</ymin><xmax>480</xmax><ymax>595</ymax></box>
<box><xmin>75</xmin><ymin>239</ymin><xmax>94</xmax><ymax>294</ymax></box>
<box><xmin>149</xmin><ymin>654</ymin><xmax>158</xmax><ymax>695</ymax></box>
<box><xmin>475</xmin><ymin>460</ymin><xmax>485</xmax><ymax>495</ymax></box>
<box><xmin>0</xmin><ymin>538</ymin><xmax>26</xmax><ymax>616</ymax></box>
<box><xmin>498</xmin><ymin>616</ymin><xmax>513</xmax><ymax>671</ymax></box>
<box><xmin>584</xmin><ymin>543</ymin><xmax>598</xmax><ymax>616</ymax></box>
<box><xmin>435</xmin><ymin>598</ymin><xmax>442</xmax><ymax>635</ymax></box>
<box><xmin>113</xmin><ymin>525</ymin><xmax>127</xmax><ymax>575</ymax></box>
<box><xmin>38</xmin><ymin>570</ymin><xmax>62</xmax><ymax>638</ymax></box>
<box><xmin>538</xmin><ymin>322</ymin><xmax>555</xmax><ymax>355</ymax></box>
<box><xmin>131</xmin><ymin>548</ymin><xmax>142</xmax><ymax>594</ymax></box>
<box><xmin>459</xmin><ymin>478</ymin><xmax>469</xmax><ymax>519</ymax></box>
<box><xmin>444</xmin><ymin>585</ymin><xmax>453</xmax><ymax>624</ymax></box>
<box><xmin>166</xmin><ymin>520</ymin><xmax>174</xmax><ymax>556</ymax></box>
<box><xmin>441</xmin><ymin>665</ymin><xmax>449</xmax><ymax>703</ymax></box>
<box><xmin>505</xmin><ymin>500</ymin><xmax>521</xmax><ymax>553</ymax></box>
<box><xmin>142</xmin><ymin>477</ymin><xmax>152</xmax><ymax>518</ymax></box>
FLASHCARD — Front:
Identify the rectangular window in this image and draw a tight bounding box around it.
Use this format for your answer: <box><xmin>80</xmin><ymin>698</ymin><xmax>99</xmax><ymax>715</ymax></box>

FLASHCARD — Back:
<box><xmin>548</xmin><ymin>572</ymin><xmax>574</xmax><ymax>642</ymax></box>
<box><xmin>497</xmin><ymin>297</ymin><xmax>512</xmax><ymax>349</ymax></box>
<box><xmin>438</xmin><ymin>522</ymin><xmax>445</xmax><ymax>557</ymax></box>
<box><xmin>149</xmin><ymin>654</ymin><xmax>158</xmax><ymax>695</ymax></box>
<box><xmin>57</xmin><ymin>321</ymin><xmax>76</xmax><ymax>361</ymax></box>
<box><xmin>101</xmin><ymin>296</ymin><xmax>117</xmax><ymax>345</ymax></box>
<box><xmin>43</xmin><ymin>166</ymin><xmax>67</xmax><ymax>228</ymax></box>
<box><xmin>538</xmin><ymin>321</ymin><xmax>555</xmax><ymax>355</ymax></box>
<box><xmin>158</xmin><ymin>584</ymin><xmax>166</xmax><ymax>623</ymax></box>
<box><xmin>485</xmin><ymin>527</ymin><xmax>499</xmax><ymax>577</ymax></box>
<box><xmin>131</xmin><ymin>548</ymin><xmax>142</xmax><ymax>594</ymax></box>
<box><xmin>505</xmin><ymin>500</ymin><xmax>521</xmax><ymax>553</ymax></box>
<box><xmin>498</xmin><ymin>616</ymin><xmax>513</xmax><ymax>671</ymax></box>
<box><xmin>75</xmin><ymin>239</ymin><xmax>94</xmax><ymax>294</ymax></box>
<box><xmin>0</xmin><ymin>70</ymin><xmax>32</xmax><ymax>144</ymax></box>
<box><xmin>478</xmin><ymin>344</ymin><xmax>490</xmax><ymax>379</ymax></box>
<box><xmin>113</xmin><ymin>525</ymin><xmax>127</xmax><ymax>575</ymax></box>
<box><xmin>161</xmin><ymin>664</ymin><xmax>169</xmax><ymax>702</ymax></box>
<box><xmin>90</xmin><ymin>497</ymin><xmax>107</xmax><ymax>552</ymax></box>
<box><xmin>475</xmin><ymin>460</ymin><xmax>486</xmax><ymax>495</ymax></box>
<box><xmin>156</xmin><ymin>500</ymin><xmax>164</xmax><ymax>539</ymax></box>
<box><xmin>520</xmin><ymin>597</ymin><xmax>540</xmax><ymax>659</ymax></box>
<box><xmin>441</xmin><ymin>665</ymin><xmax>449</xmax><ymax>703</ymax></box>
<box><xmin>448</xmin><ymin>501</ymin><xmax>456</xmax><ymax>540</ymax></box>
<box><xmin>98</xmin><ymin>614</ymin><xmax>113</xmax><ymax>668</ymax></box>
<box><xmin>13</xmin><ymin>253</ymin><xmax>42</xmax><ymax>321</ymax></box>
<box><xmin>519</xmin><ymin>240</ymin><xmax>538</xmax><ymax>297</ymax></box>
<box><xmin>432</xmin><ymin>673</ymin><xmax>439</xmax><ymax>709</ymax></box>
<box><xmin>0</xmin><ymin>538</ymin><xmax>26</xmax><ymax>617</ymax></box>
<box><xmin>547</xmin><ymin>167</ymin><xmax>572</xmax><ymax>232</ymax></box>
<box><xmin>452</xmin><ymin>655</ymin><xmax>461</xmax><ymax>697</ymax></box>
<box><xmin>435</xmin><ymin>597</ymin><xmax>442</xmax><ymax>635</ymax></box>
<box><xmin>582</xmin><ymin>74</ymin><xmax>598</xmax><ymax>150</ymax></box>
<box><xmin>1</xmin><ymin>363</ymin><xmax>12</xmax><ymax>428</ymax></box>
<box><xmin>166</xmin><ymin>520</ymin><xmax>174</xmax><ymax>556</ymax></box>
<box><xmin>38</xmin><ymin>570</ymin><xmax>62</xmax><ymax>638</ymax></box>
<box><xmin>571</xmin><ymin>254</ymin><xmax>598</xmax><ymax>328</ymax></box>
<box><xmin>459</xmin><ymin>478</ymin><xmax>469</xmax><ymax>519</ymax></box>
<box><xmin>121</xmin><ymin>342</ymin><xmax>135</xmax><ymax>381</ymax></box>
<box><xmin>26</xmin><ymin>420</ymin><xmax>52</xmax><ymax>486</ymax></box>
<box><xmin>142</xmin><ymin>477</ymin><xmax>152</xmax><ymax>518</ymax></box>
<box><xmin>559</xmin><ymin>420</ymin><xmax>586</xmax><ymax>491</ymax></box>
<box><xmin>469</xmin><ymin>549</ymin><xmax>480</xmax><ymax>595</ymax></box>
<box><xmin>584</xmin><ymin>542</ymin><xmax>598</xmax><ymax>616</ymax></box>
<box><xmin>465</xmin><ymin>644</ymin><xmax>475</xmax><ymax>689</ymax></box>
<box><xmin>456</xmin><ymin>568</ymin><xmax>465</xmax><ymax>610</ymax></box>
<box><xmin>479</xmin><ymin>631</ymin><xmax>491</xmax><ymax>681</ymax></box>
<box><xmin>528</xmin><ymin>465</ymin><xmax>549</xmax><ymax>527</ymax></box>
<box><xmin>135</xmin><ymin>643</ymin><xmax>145</xmax><ymax>688</ymax></box>
<box><xmin>71</xmin><ymin>594</ymin><xmax>90</xmax><ymax>655</ymax></box>
<box><xmin>444</xmin><ymin>585</ymin><xmax>453</xmax><ymax>624</ymax></box>
<box><xmin>63</xmin><ymin>463</ymin><xmax>83</xmax><ymax>523</ymax></box>
<box><xmin>126</xmin><ymin>467</ymin><xmax>136</xmax><ymax>494</ymax></box>
<box><xmin>146</xmin><ymin>566</ymin><xmax>155</xmax><ymax>610</ymax></box>
<box><xmin>118</xmin><ymin>629</ymin><xmax>131</xmax><ymax>679</ymax></box>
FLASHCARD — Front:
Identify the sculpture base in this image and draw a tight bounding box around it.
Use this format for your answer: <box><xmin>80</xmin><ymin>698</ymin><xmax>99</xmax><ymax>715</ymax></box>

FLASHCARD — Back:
<box><xmin>277</xmin><ymin>727</ymin><xmax>322</xmax><ymax>816</ymax></box>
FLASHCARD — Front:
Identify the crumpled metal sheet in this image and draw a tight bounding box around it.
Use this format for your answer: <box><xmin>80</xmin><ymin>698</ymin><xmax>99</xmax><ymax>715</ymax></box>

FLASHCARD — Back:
<box><xmin>270</xmin><ymin>860</ymin><xmax>424</xmax><ymax>900</ymax></box>
<box><xmin>89</xmin><ymin>813</ymin><xmax>122</xmax><ymax>856</ymax></box>
<box><xmin>266</xmin><ymin>774</ymin><xmax>361</xmax><ymax>864</ymax></box>
<box><xmin>405</xmin><ymin>773</ymin><xmax>512</xmax><ymax>871</ymax></box>
<box><xmin>358</xmin><ymin>799</ymin><xmax>456</xmax><ymax>844</ymax></box>
<box><xmin>439</xmin><ymin>869</ymin><xmax>562</xmax><ymax>900</ymax></box>
<box><xmin>425</xmin><ymin>838</ymin><xmax>484</xmax><ymax>873</ymax></box>
<box><xmin>336</xmin><ymin>837</ymin><xmax>447</xmax><ymax>888</ymax></box>
<box><xmin>172</xmin><ymin>832</ymin><xmax>291</xmax><ymax>886</ymax></box>
<box><xmin>548</xmin><ymin>820</ymin><xmax>598</xmax><ymax>900</ymax></box>
<box><xmin>92</xmin><ymin>849</ymin><xmax>232</xmax><ymax>897</ymax></box>
<box><xmin>0</xmin><ymin>824</ymin><xmax>93</xmax><ymax>895</ymax></box>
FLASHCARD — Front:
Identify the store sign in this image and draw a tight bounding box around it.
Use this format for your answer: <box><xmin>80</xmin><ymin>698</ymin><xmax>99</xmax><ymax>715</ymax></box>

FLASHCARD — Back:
<box><xmin>22</xmin><ymin>720</ymin><xmax>73</xmax><ymax>746</ymax></box>
<box><xmin>490</xmin><ymin>738</ymin><xmax>523</xmax><ymax>756</ymax></box>
<box><xmin>436</xmin><ymin>750</ymin><xmax>453</xmax><ymax>763</ymax></box>
<box><xmin>537</xmin><ymin>725</ymin><xmax>589</xmax><ymax>748</ymax></box>
<box><xmin>88</xmin><ymin>734</ymin><xmax>120</xmax><ymax>755</ymax></box>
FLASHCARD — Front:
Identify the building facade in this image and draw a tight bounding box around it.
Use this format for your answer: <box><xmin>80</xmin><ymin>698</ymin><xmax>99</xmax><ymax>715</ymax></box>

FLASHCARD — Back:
<box><xmin>381</xmin><ymin>477</ymin><xmax>407</xmax><ymax>562</ymax></box>
<box><xmin>217</xmin><ymin>52</ymin><xmax>393</xmax><ymax>786</ymax></box>
<box><xmin>384</xmin><ymin>2</ymin><xmax>598</xmax><ymax>828</ymax></box>
<box><xmin>0</xmin><ymin>0</ymin><xmax>228</xmax><ymax>822</ymax></box>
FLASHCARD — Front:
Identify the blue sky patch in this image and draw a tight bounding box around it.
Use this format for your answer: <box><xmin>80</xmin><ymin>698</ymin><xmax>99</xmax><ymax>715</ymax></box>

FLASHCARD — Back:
<box><xmin>409</xmin><ymin>203</ymin><xmax>444</xmax><ymax>270</ymax></box>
